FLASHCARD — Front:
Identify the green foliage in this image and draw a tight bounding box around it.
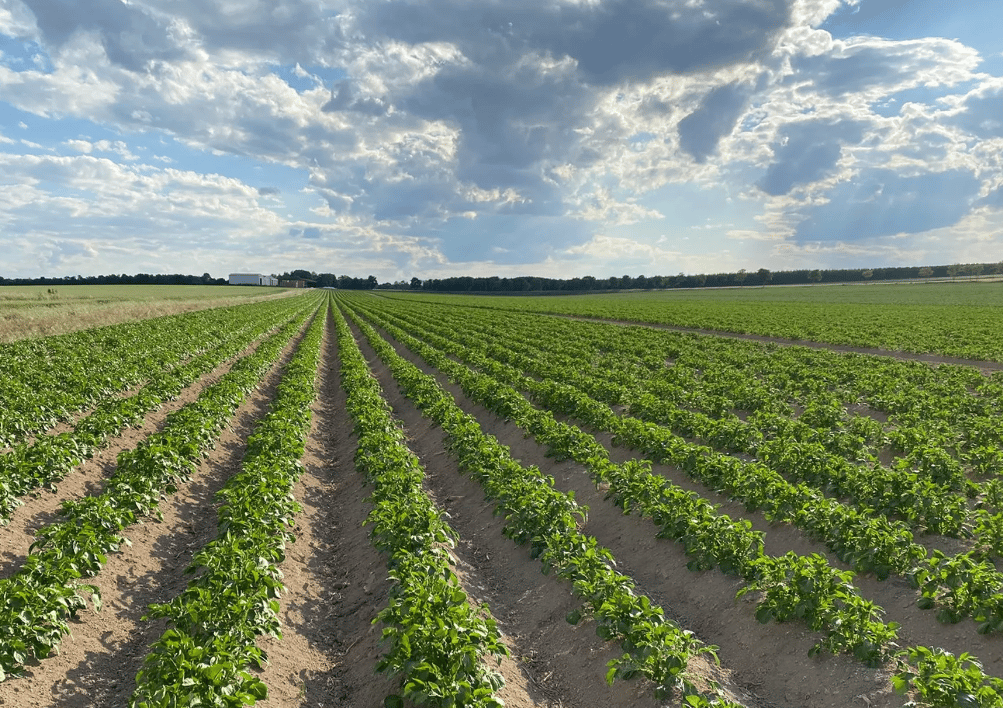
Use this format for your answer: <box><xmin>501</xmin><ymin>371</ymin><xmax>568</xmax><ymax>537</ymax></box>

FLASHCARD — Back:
<box><xmin>338</xmin><ymin>300</ymin><xmax>742</xmax><ymax>706</ymax></box>
<box><xmin>335</xmin><ymin>309</ymin><xmax>508</xmax><ymax>708</ymax></box>
<box><xmin>895</xmin><ymin>646</ymin><xmax>1003</xmax><ymax>708</ymax></box>
<box><xmin>0</xmin><ymin>299</ymin><xmax>319</xmax><ymax>683</ymax></box>
<box><xmin>131</xmin><ymin>303</ymin><xmax>325</xmax><ymax>707</ymax></box>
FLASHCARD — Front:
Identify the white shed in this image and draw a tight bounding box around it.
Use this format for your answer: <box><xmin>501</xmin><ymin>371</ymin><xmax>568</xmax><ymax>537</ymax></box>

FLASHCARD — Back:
<box><xmin>230</xmin><ymin>273</ymin><xmax>269</xmax><ymax>285</ymax></box>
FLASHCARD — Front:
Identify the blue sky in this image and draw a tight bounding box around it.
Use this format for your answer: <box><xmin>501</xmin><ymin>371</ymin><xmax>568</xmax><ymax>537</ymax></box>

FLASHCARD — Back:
<box><xmin>1</xmin><ymin>0</ymin><xmax>1002</xmax><ymax>281</ymax></box>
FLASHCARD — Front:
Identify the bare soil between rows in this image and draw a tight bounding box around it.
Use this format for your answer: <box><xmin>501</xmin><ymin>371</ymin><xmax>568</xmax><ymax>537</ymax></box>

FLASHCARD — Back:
<box><xmin>0</xmin><ymin>335</ymin><xmax>272</xmax><ymax>583</ymax></box>
<box><xmin>0</xmin><ymin>317</ymin><xmax>323</xmax><ymax>708</ymax></box>
<box><xmin>346</xmin><ymin>313</ymin><xmax>680</xmax><ymax>708</ymax></box>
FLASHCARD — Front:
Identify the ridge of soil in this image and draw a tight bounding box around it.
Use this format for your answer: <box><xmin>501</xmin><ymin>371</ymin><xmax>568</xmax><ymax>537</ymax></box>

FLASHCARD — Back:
<box><xmin>346</xmin><ymin>313</ymin><xmax>757</xmax><ymax>708</ymax></box>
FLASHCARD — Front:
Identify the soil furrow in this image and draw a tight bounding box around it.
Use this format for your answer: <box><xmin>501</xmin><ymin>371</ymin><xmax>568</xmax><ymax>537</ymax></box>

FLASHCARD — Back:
<box><xmin>356</xmin><ymin>313</ymin><xmax>911</xmax><ymax>708</ymax></box>
<box><xmin>254</xmin><ymin>306</ymin><xmax>398</xmax><ymax>706</ymax></box>
<box><xmin>361</xmin><ymin>314</ymin><xmax>1003</xmax><ymax>681</ymax></box>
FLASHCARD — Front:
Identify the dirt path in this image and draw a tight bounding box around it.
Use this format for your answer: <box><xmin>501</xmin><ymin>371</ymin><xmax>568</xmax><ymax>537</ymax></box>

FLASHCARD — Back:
<box><xmin>0</xmin><ymin>321</ymin><xmax>308</xmax><ymax>708</ymax></box>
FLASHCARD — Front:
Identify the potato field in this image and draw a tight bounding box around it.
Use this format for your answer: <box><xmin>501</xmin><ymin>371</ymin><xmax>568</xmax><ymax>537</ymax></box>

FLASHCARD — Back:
<box><xmin>2</xmin><ymin>287</ymin><xmax>1003</xmax><ymax>708</ymax></box>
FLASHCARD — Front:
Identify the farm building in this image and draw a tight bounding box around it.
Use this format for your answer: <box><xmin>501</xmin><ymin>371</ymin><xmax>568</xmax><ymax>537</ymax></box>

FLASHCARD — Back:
<box><xmin>229</xmin><ymin>273</ymin><xmax>278</xmax><ymax>286</ymax></box>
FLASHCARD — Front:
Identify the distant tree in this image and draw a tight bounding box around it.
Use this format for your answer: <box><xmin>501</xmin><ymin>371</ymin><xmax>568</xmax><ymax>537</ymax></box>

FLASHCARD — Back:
<box><xmin>808</xmin><ymin>269</ymin><xmax>822</xmax><ymax>283</ymax></box>
<box><xmin>969</xmin><ymin>263</ymin><xmax>984</xmax><ymax>280</ymax></box>
<box><xmin>862</xmin><ymin>269</ymin><xmax>874</xmax><ymax>280</ymax></box>
<box><xmin>734</xmin><ymin>268</ymin><xmax>747</xmax><ymax>286</ymax></box>
<box><xmin>918</xmin><ymin>267</ymin><xmax>934</xmax><ymax>279</ymax></box>
<box><xmin>366</xmin><ymin>275</ymin><xmax>378</xmax><ymax>289</ymax></box>
<box><xmin>289</xmin><ymin>269</ymin><xmax>315</xmax><ymax>282</ymax></box>
<box><xmin>947</xmin><ymin>264</ymin><xmax>962</xmax><ymax>280</ymax></box>
<box><xmin>757</xmin><ymin>268</ymin><xmax>772</xmax><ymax>286</ymax></box>
<box><xmin>410</xmin><ymin>277</ymin><xmax>422</xmax><ymax>289</ymax></box>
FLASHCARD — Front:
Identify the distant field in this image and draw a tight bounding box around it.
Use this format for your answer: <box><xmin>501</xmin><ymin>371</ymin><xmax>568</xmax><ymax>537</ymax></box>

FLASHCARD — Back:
<box><xmin>0</xmin><ymin>284</ymin><xmax>298</xmax><ymax>342</ymax></box>
<box><xmin>380</xmin><ymin>280</ymin><xmax>1003</xmax><ymax>361</ymax></box>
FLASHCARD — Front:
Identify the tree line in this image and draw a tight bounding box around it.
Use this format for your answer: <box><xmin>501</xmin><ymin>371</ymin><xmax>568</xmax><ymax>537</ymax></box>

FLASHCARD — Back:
<box><xmin>2</xmin><ymin>262</ymin><xmax>1000</xmax><ymax>291</ymax></box>
<box><xmin>402</xmin><ymin>262</ymin><xmax>1003</xmax><ymax>293</ymax></box>
<box><xmin>0</xmin><ymin>273</ymin><xmax>225</xmax><ymax>286</ymax></box>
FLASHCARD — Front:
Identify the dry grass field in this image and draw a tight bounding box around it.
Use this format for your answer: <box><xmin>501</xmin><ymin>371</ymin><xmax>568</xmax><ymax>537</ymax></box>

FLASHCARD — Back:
<box><xmin>0</xmin><ymin>284</ymin><xmax>299</xmax><ymax>343</ymax></box>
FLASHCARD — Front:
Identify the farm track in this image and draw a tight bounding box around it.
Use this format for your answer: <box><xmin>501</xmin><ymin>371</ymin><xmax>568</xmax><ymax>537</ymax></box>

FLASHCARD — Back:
<box><xmin>543</xmin><ymin>314</ymin><xmax>1003</xmax><ymax>373</ymax></box>
<box><xmin>0</xmin><ymin>317</ymin><xmax>311</xmax><ymax>708</ymax></box>
<box><xmin>0</xmin><ymin>332</ymin><xmax>273</xmax><ymax>583</ymax></box>
<box><xmin>353</xmin><ymin>311</ymin><xmax>948</xmax><ymax>708</ymax></box>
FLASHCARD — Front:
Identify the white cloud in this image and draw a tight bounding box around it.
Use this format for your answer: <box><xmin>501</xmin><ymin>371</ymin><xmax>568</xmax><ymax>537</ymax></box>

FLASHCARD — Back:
<box><xmin>62</xmin><ymin>139</ymin><xmax>93</xmax><ymax>153</ymax></box>
<box><xmin>1</xmin><ymin>0</ymin><xmax>1002</xmax><ymax>279</ymax></box>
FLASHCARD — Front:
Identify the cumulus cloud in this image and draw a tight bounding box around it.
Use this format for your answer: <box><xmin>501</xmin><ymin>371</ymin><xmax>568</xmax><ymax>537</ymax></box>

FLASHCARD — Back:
<box><xmin>788</xmin><ymin>36</ymin><xmax>980</xmax><ymax>99</ymax></box>
<box><xmin>2</xmin><ymin>0</ymin><xmax>1002</xmax><ymax>279</ymax></box>
<box><xmin>678</xmin><ymin>82</ymin><xmax>753</xmax><ymax>163</ymax></box>
<box><xmin>20</xmin><ymin>0</ymin><xmax>188</xmax><ymax>71</ymax></box>
<box><xmin>359</xmin><ymin>0</ymin><xmax>793</xmax><ymax>84</ymax></box>
<box><xmin>948</xmin><ymin>82</ymin><xmax>1003</xmax><ymax>139</ymax></box>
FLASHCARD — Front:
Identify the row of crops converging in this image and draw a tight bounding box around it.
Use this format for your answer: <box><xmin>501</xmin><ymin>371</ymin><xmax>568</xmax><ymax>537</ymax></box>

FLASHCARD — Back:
<box><xmin>2</xmin><ymin>288</ymin><xmax>1003</xmax><ymax>707</ymax></box>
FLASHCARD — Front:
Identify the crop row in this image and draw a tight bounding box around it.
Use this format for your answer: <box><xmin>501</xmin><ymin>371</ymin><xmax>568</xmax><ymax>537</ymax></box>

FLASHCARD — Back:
<box><xmin>0</xmin><ymin>296</ymin><xmax>310</xmax><ymax>448</ymax></box>
<box><xmin>355</xmin><ymin>296</ymin><xmax>1003</xmax><ymax>634</ymax></box>
<box><xmin>343</xmin><ymin>299</ymin><xmax>899</xmax><ymax>667</ymax></box>
<box><xmin>382</xmin><ymin>294</ymin><xmax>1003</xmax><ymax>458</ymax></box>
<box><xmin>344</xmin><ymin>293</ymin><xmax>1003</xmax><ymax>707</ymax></box>
<box><xmin>373</xmin><ymin>294</ymin><xmax>1003</xmax><ymax>500</ymax></box>
<box><xmin>0</xmin><ymin>303</ymin><xmax>316</xmax><ymax>682</ymax></box>
<box><xmin>338</xmin><ymin>299</ymin><xmax>743</xmax><ymax>706</ymax></box>
<box><xmin>333</xmin><ymin>302</ymin><xmax>509</xmax><ymax>707</ymax></box>
<box><xmin>130</xmin><ymin>301</ymin><xmax>325</xmax><ymax>707</ymax></box>
<box><xmin>0</xmin><ymin>295</ymin><xmax>317</xmax><ymax>521</ymax></box>
<box><xmin>383</xmin><ymin>289</ymin><xmax>1003</xmax><ymax>361</ymax></box>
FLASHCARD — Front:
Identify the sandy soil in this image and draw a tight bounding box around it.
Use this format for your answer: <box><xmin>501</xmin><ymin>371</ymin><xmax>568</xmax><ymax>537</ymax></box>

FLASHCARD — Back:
<box><xmin>0</xmin><ymin>321</ymin><xmax>306</xmax><ymax>707</ymax></box>
<box><xmin>0</xmin><ymin>334</ymin><xmax>272</xmax><ymax>582</ymax></box>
